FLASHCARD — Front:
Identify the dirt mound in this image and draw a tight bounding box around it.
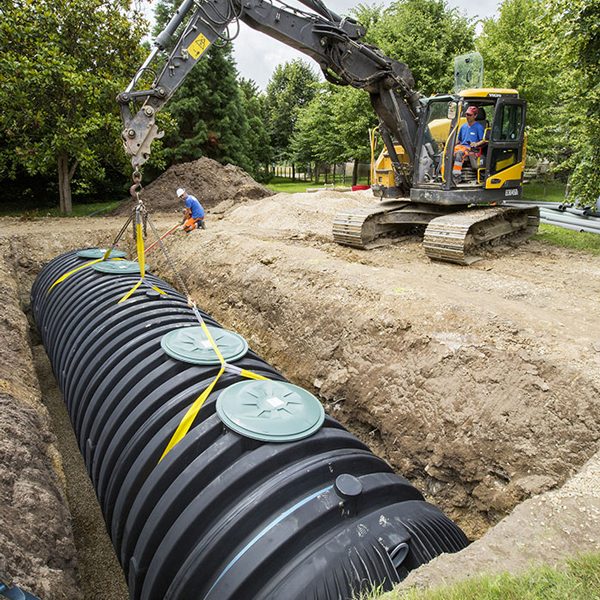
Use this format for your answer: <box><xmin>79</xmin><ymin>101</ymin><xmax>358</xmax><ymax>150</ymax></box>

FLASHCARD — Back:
<box><xmin>113</xmin><ymin>157</ymin><xmax>273</xmax><ymax>216</ymax></box>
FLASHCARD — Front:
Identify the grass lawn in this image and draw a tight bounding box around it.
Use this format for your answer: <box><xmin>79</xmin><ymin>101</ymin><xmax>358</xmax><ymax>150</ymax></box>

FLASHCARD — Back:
<box><xmin>0</xmin><ymin>200</ymin><xmax>121</xmax><ymax>218</ymax></box>
<box><xmin>361</xmin><ymin>552</ymin><xmax>600</xmax><ymax>600</ymax></box>
<box><xmin>520</xmin><ymin>180</ymin><xmax>600</xmax><ymax>253</ymax></box>
<box><xmin>266</xmin><ymin>176</ymin><xmax>369</xmax><ymax>194</ymax></box>
<box><xmin>522</xmin><ymin>180</ymin><xmax>567</xmax><ymax>203</ymax></box>
<box><xmin>535</xmin><ymin>223</ymin><xmax>600</xmax><ymax>254</ymax></box>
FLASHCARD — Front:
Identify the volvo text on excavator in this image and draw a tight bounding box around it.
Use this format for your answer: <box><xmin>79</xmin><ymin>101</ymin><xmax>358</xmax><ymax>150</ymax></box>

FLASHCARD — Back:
<box><xmin>118</xmin><ymin>0</ymin><xmax>539</xmax><ymax>265</ymax></box>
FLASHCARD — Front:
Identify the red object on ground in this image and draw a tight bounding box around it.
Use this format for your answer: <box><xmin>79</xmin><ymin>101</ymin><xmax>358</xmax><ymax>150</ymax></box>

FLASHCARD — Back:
<box><xmin>351</xmin><ymin>185</ymin><xmax>370</xmax><ymax>191</ymax></box>
<box><xmin>145</xmin><ymin>222</ymin><xmax>181</xmax><ymax>254</ymax></box>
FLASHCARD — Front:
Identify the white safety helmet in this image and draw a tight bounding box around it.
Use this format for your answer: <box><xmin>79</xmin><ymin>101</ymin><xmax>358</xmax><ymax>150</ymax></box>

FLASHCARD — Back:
<box><xmin>176</xmin><ymin>188</ymin><xmax>186</xmax><ymax>198</ymax></box>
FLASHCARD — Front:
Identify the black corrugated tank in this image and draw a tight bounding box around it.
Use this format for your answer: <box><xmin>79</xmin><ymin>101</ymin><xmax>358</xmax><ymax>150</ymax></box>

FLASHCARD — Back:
<box><xmin>31</xmin><ymin>249</ymin><xmax>468</xmax><ymax>600</ymax></box>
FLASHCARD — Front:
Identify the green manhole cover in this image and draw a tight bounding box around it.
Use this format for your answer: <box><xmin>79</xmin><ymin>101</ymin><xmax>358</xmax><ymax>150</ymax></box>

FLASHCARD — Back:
<box><xmin>77</xmin><ymin>248</ymin><xmax>127</xmax><ymax>259</ymax></box>
<box><xmin>92</xmin><ymin>260</ymin><xmax>146</xmax><ymax>274</ymax></box>
<box><xmin>216</xmin><ymin>380</ymin><xmax>325</xmax><ymax>442</ymax></box>
<box><xmin>161</xmin><ymin>326</ymin><xmax>248</xmax><ymax>365</ymax></box>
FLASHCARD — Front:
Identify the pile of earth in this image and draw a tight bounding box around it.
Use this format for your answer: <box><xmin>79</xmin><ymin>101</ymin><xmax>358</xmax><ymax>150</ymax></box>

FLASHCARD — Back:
<box><xmin>113</xmin><ymin>157</ymin><xmax>273</xmax><ymax>216</ymax></box>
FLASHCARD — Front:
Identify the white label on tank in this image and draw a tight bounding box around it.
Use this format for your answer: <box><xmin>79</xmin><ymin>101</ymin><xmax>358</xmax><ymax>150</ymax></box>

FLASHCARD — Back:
<box><xmin>266</xmin><ymin>396</ymin><xmax>285</xmax><ymax>409</ymax></box>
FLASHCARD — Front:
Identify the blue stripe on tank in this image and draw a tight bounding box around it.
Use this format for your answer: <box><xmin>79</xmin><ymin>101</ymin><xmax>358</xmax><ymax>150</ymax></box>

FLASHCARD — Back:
<box><xmin>204</xmin><ymin>484</ymin><xmax>334</xmax><ymax>598</ymax></box>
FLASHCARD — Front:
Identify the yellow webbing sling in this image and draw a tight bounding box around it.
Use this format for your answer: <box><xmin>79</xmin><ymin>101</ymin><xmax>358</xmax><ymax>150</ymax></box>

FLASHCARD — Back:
<box><xmin>118</xmin><ymin>206</ymin><xmax>166</xmax><ymax>303</ymax></box>
<box><xmin>159</xmin><ymin>303</ymin><xmax>268</xmax><ymax>462</ymax></box>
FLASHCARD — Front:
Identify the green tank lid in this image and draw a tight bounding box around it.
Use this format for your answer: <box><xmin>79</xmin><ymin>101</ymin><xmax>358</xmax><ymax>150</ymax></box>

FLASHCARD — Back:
<box><xmin>161</xmin><ymin>325</ymin><xmax>248</xmax><ymax>365</ymax></box>
<box><xmin>216</xmin><ymin>380</ymin><xmax>325</xmax><ymax>442</ymax></box>
<box><xmin>77</xmin><ymin>248</ymin><xmax>127</xmax><ymax>259</ymax></box>
<box><xmin>92</xmin><ymin>260</ymin><xmax>146</xmax><ymax>274</ymax></box>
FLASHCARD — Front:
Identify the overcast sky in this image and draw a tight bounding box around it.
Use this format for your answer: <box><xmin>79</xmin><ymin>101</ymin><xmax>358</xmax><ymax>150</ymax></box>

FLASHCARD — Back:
<box><xmin>139</xmin><ymin>0</ymin><xmax>500</xmax><ymax>90</ymax></box>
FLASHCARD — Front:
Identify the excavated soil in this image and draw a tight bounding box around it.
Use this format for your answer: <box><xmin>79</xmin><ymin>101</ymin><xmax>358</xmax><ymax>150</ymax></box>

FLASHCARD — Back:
<box><xmin>1</xmin><ymin>186</ymin><xmax>599</xmax><ymax>595</ymax></box>
<box><xmin>112</xmin><ymin>157</ymin><xmax>273</xmax><ymax>217</ymax></box>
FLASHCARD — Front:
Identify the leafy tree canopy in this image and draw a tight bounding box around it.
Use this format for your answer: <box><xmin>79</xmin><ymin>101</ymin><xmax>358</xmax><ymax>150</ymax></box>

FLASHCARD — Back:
<box><xmin>477</xmin><ymin>0</ymin><xmax>565</xmax><ymax>157</ymax></box>
<box><xmin>355</xmin><ymin>0</ymin><xmax>476</xmax><ymax>95</ymax></box>
<box><xmin>291</xmin><ymin>84</ymin><xmax>341</xmax><ymax>167</ymax></box>
<box><xmin>543</xmin><ymin>0</ymin><xmax>600</xmax><ymax>203</ymax></box>
<box><xmin>0</xmin><ymin>0</ymin><xmax>147</xmax><ymax>212</ymax></box>
<box><xmin>265</xmin><ymin>60</ymin><xmax>319</xmax><ymax>161</ymax></box>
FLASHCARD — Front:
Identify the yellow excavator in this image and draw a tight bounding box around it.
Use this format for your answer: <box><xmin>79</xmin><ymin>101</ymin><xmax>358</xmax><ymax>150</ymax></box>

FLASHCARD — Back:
<box><xmin>333</xmin><ymin>83</ymin><xmax>539</xmax><ymax>263</ymax></box>
<box><xmin>118</xmin><ymin>0</ymin><xmax>538</xmax><ymax>265</ymax></box>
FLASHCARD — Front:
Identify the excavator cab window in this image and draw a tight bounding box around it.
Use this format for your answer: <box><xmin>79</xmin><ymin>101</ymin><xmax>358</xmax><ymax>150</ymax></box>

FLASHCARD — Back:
<box><xmin>487</xmin><ymin>100</ymin><xmax>526</xmax><ymax>176</ymax></box>
<box><xmin>414</xmin><ymin>97</ymin><xmax>454</xmax><ymax>184</ymax></box>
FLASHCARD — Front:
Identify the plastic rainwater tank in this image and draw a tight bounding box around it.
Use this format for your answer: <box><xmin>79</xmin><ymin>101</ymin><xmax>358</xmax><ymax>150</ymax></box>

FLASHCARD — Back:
<box><xmin>31</xmin><ymin>249</ymin><xmax>468</xmax><ymax>600</ymax></box>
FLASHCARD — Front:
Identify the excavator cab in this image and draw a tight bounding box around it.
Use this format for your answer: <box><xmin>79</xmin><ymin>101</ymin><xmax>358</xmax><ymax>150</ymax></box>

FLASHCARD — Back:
<box><xmin>410</xmin><ymin>89</ymin><xmax>528</xmax><ymax>205</ymax></box>
<box><xmin>372</xmin><ymin>90</ymin><xmax>527</xmax><ymax>205</ymax></box>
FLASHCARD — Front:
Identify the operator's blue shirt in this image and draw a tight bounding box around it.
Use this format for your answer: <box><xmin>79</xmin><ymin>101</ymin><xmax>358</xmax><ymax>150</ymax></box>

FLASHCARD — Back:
<box><xmin>458</xmin><ymin>121</ymin><xmax>484</xmax><ymax>147</ymax></box>
<box><xmin>185</xmin><ymin>194</ymin><xmax>205</xmax><ymax>219</ymax></box>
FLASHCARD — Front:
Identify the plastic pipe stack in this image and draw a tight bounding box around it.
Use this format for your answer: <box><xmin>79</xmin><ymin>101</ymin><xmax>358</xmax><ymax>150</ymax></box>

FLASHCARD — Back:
<box><xmin>31</xmin><ymin>249</ymin><xmax>468</xmax><ymax>600</ymax></box>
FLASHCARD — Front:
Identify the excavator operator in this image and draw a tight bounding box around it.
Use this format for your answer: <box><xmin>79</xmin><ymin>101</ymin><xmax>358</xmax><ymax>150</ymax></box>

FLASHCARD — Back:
<box><xmin>452</xmin><ymin>105</ymin><xmax>485</xmax><ymax>184</ymax></box>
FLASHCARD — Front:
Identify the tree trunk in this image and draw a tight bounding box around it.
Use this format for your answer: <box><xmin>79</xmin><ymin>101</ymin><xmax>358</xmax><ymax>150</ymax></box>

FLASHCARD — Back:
<box><xmin>57</xmin><ymin>153</ymin><xmax>77</xmax><ymax>215</ymax></box>
<box><xmin>332</xmin><ymin>163</ymin><xmax>336</xmax><ymax>186</ymax></box>
<box><xmin>292</xmin><ymin>163</ymin><xmax>296</xmax><ymax>181</ymax></box>
<box><xmin>324</xmin><ymin>165</ymin><xmax>329</xmax><ymax>185</ymax></box>
<box><xmin>314</xmin><ymin>163</ymin><xmax>320</xmax><ymax>184</ymax></box>
<box><xmin>352</xmin><ymin>158</ymin><xmax>359</xmax><ymax>186</ymax></box>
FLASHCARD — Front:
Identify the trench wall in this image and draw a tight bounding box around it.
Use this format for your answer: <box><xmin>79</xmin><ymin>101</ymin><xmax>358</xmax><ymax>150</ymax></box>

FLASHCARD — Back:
<box><xmin>148</xmin><ymin>233</ymin><xmax>600</xmax><ymax>540</ymax></box>
<box><xmin>0</xmin><ymin>239</ymin><xmax>80</xmax><ymax>599</ymax></box>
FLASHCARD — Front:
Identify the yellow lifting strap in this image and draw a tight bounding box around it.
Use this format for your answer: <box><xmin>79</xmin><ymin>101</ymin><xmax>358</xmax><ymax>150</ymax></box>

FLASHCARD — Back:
<box><xmin>118</xmin><ymin>208</ymin><xmax>167</xmax><ymax>303</ymax></box>
<box><xmin>48</xmin><ymin>210</ymin><xmax>135</xmax><ymax>293</ymax></box>
<box><xmin>48</xmin><ymin>258</ymin><xmax>104</xmax><ymax>292</ymax></box>
<box><xmin>159</xmin><ymin>302</ymin><xmax>268</xmax><ymax>462</ymax></box>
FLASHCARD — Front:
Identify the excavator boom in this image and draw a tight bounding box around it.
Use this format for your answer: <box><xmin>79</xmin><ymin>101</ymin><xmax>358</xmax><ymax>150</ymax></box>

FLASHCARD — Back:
<box><xmin>118</xmin><ymin>0</ymin><xmax>421</xmax><ymax>189</ymax></box>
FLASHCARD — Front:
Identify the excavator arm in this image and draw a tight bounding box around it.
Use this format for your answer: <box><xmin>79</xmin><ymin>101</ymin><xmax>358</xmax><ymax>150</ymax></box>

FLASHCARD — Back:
<box><xmin>118</xmin><ymin>0</ymin><xmax>422</xmax><ymax>190</ymax></box>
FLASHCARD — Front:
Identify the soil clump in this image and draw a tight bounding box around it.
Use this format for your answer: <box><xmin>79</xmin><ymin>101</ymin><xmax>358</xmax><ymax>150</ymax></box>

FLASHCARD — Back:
<box><xmin>113</xmin><ymin>157</ymin><xmax>273</xmax><ymax>217</ymax></box>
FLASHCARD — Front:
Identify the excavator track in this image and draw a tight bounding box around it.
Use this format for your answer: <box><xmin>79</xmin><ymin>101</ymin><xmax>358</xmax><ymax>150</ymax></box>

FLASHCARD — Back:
<box><xmin>332</xmin><ymin>201</ymin><xmax>409</xmax><ymax>248</ymax></box>
<box><xmin>422</xmin><ymin>206</ymin><xmax>540</xmax><ymax>265</ymax></box>
<box><xmin>332</xmin><ymin>201</ymin><xmax>450</xmax><ymax>249</ymax></box>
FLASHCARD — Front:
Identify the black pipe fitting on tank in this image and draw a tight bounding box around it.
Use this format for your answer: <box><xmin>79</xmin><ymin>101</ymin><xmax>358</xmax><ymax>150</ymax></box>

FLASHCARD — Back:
<box><xmin>31</xmin><ymin>249</ymin><xmax>468</xmax><ymax>600</ymax></box>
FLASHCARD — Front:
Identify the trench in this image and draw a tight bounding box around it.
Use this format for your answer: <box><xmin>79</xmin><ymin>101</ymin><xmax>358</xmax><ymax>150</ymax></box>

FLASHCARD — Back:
<box><xmin>27</xmin><ymin>249</ymin><xmax>468</xmax><ymax>599</ymax></box>
<box><xmin>2</xmin><ymin>226</ymin><xmax>599</xmax><ymax>598</ymax></box>
<box><xmin>31</xmin><ymin>345</ymin><xmax>129</xmax><ymax>599</ymax></box>
<box><xmin>6</xmin><ymin>243</ymin><xmax>129</xmax><ymax>599</ymax></box>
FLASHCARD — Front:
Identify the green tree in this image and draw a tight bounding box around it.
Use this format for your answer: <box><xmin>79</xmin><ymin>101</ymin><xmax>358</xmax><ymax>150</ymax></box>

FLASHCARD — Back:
<box><xmin>544</xmin><ymin>0</ymin><xmax>600</xmax><ymax>203</ymax></box>
<box><xmin>291</xmin><ymin>84</ymin><xmax>344</xmax><ymax>182</ymax></box>
<box><xmin>239</xmin><ymin>79</ymin><xmax>272</xmax><ymax>180</ymax></box>
<box><xmin>153</xmin><ymin>1</ymin><xmax>255</xmax><ymax>172</ymax></box>
<box><xmin>332</xmin><ymin>86</ymin><xmax>378</xmax><ymax>184</ymax></box>
<box><xmin>356</xmin><ymin>0</ymin><xmax>476</xmax><ymax>95</ymax></box>
<box><xmin>0</xmin><ymin>0</ymin><xmax>147</xmax><ymax>213</ymax></box>
<box><xmin>265</xmin><ymin>59</ymin><xmax>319</xmax><ymax>172</ymax></box>
<box><xmin>160</xmin><ymin>44</ymin><xmax>254</xmax><ymax>171</ymax></box>
<box><xmin>477</xmin><ymin>0</ymin><xmax>565</xmax><ymax>157</ymax></box>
